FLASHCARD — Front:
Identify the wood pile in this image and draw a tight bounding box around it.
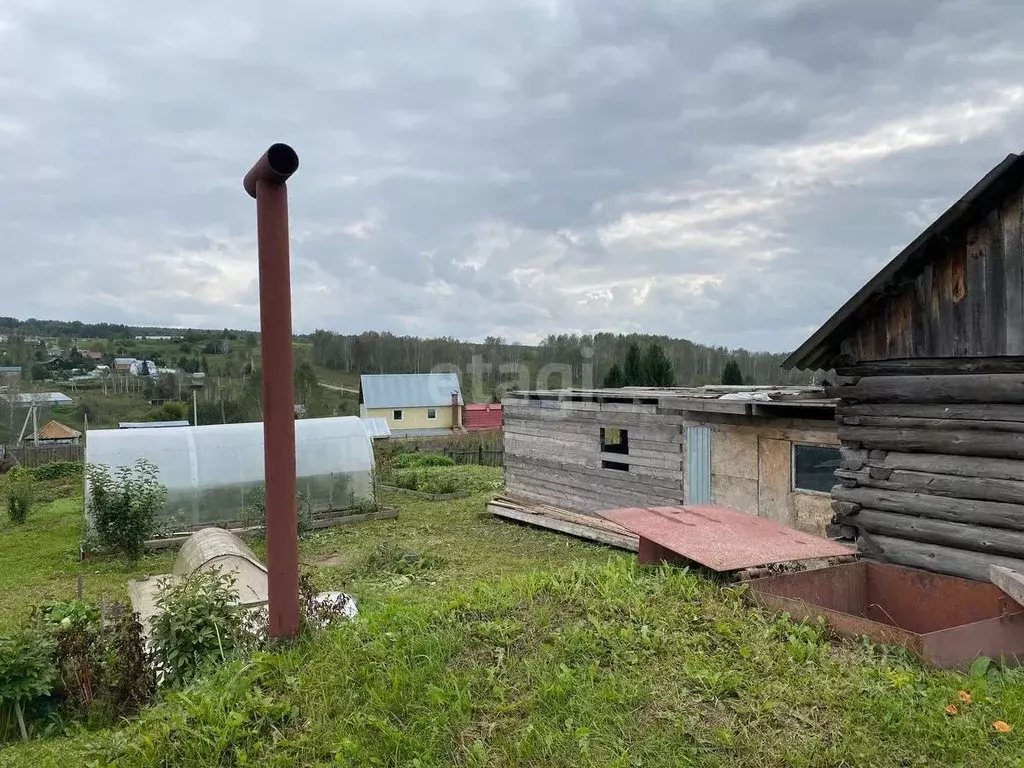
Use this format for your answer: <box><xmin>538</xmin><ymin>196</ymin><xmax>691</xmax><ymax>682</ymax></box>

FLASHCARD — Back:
<box><xmin>488</xmin><ymin>495</ymin><xmax>639</xmax><ymax>551</ymax></box>
<box><xmin>832</xmin><ymin>373</ymin><xmax>1024</xmax><ymax>581</ymax></box>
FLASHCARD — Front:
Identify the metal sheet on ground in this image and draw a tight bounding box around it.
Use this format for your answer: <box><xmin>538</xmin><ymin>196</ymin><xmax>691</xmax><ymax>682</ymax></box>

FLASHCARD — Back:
<box><xmin>600</xmin><ymin>504</ymin><xmax>854</xmax><ymax>571</ymax></box>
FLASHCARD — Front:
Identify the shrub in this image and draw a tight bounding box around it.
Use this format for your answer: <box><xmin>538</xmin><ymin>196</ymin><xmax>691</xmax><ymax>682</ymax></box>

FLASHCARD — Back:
<box><xmin>30</xmin><ymin>461</ymin><xmax>83</xmax><ymax>482</ymax></box>
<box><xmin>3</xmin><ymin>466</ymin><xmax>36</xmax><ymax>525</ymax></box>
<box><xmin>86</xmin><ymin>460</ymin><xmax>168</xmax><ymax>563</ymax></box>
<box><xmin>241</xmin><ymin>484</ymin><xmax>314</xmax><ymax>539</ymax></box>
<box><xmin>150</xmin><ymin>567</ymin><xmax>245</xmax><ymax>688</ymax></box>
<box><xmin>36</xmin><ymin>600</ymin><xmax>154</xmax><ymax>723</ymax></box>
<box><xmin>0</xmin><ymin>627</ymin><xmax>57</xmax><ymax>741</ymax></box>
<box><xmin>392</xmin><ymin>452</ymin><xmax>454</xmax><ymax>469</ymax></box>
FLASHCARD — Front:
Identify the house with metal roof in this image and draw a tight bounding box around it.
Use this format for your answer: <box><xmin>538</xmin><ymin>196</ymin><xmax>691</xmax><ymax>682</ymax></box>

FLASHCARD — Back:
<box><xmin>359</xmin><ymin>373</ymin><xmax>463</xmax><ymax>437</ymax></box>
<box><xmin>32</xmin><ymin>420</ymin><xmax>82</xmax><ymax>445</ymax></box>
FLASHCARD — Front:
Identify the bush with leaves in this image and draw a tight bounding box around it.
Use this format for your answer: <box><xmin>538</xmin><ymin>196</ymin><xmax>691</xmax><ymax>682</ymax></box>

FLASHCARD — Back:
<box><xmin>86</xmin><ymin>459</ymin><xmax>168</xmax><ymax>563</ymax></box>
<box><xmin>36</xmin><ymin>600</ymin><xmax>154</xmax><ymax>724</ymax></box>
<box><xmin>149</xmin><ymin>567</ymin><xmax>246</xmax><ymax>688</ymax></box>
<box><xmin>0</xmin><ymin>627</ymin><xmax>57</xmax><ymax>741</ymax></box>
<box><xmin>30</xmin><ymin>461</ymin><xmax>83</xmax><ymax>482</ymax></box>
<box><xmin>392</xmin><ymin>452</ymin><xmax>454</xmax><ymax>469</ymax></box>
<box><xmin>3</xmin><ymin>466</ymin><xmax>36</xmax><ymax>525</ymax></box>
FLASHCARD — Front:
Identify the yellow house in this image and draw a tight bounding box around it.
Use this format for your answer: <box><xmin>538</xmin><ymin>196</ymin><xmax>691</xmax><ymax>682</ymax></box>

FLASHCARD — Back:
<box><xmin>359</xmin><ymin>373</ymin><xmax>464</xmax><ymax>437</ymax></box>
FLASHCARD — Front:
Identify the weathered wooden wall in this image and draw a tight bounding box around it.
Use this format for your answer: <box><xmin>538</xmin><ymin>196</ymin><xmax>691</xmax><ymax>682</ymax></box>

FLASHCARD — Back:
<box><xmin>838</xmin><ymin>181</ymin><xmax>1024</xmax><ymax>362</ymax></box>
<box><xmin>503</xmin><ymin>395</ymin><xmax>837</xmax><ymax>535</ymax></box>
<box><xmin>832</xmin><ymin>371</ymin><xmax>1024</xmax><ymax>580</ymax></box>
<box><xmin>503</xmin><ymin>398</ymin><xmax>686</xmax><ymax>513</ymax></box>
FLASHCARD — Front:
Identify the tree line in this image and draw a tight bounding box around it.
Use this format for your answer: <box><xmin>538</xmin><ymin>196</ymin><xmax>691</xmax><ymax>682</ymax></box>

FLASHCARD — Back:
<box><xmin>311</xmin><ymin>330</ymin><xmax>813</xmax><ymax>397</ymax></box>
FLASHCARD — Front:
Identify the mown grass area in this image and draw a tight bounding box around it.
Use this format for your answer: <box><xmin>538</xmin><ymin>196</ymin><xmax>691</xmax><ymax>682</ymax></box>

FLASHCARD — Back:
<box><xmin>2</xmin><ymin>466</ymin><xmax>1023</xmax><ymax>766</ymax></box>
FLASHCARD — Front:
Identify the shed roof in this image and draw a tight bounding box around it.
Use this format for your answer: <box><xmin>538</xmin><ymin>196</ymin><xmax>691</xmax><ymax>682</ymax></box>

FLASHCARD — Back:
<box><xmin>360</xmin><ymin>417</ymin><xmax>392</xmax><ymax>439</ymax></box>
<box><xmin>360</xmin><ymin>373</ymin><xmax>463</xmax><ymax>408</ymax></box>
<box><xmin>11</xmin><ymin>392</ymin><xmax>73</xmax><ymax>405</ymax></box>
<box><xmin>505</xmin><ymin>385</ymin><xmax>835</xmax><ymax>417</ymax></box>
<box><xmin>784</xmin><ymin>152</ymin><xmax>1024</xmax><ymax>370</ymax></box>
<box><xmin>35</xmin><ymin>420</ymin><xmax>81</xmax><ymax>440</ymax></box>
<box><xmin>0</xmin><ymin>366</ymin><xmax>22</xmax><ymax>374</ymax></box>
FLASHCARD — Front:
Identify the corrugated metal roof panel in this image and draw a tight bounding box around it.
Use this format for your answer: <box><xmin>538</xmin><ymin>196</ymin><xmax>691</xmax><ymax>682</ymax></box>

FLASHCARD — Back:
<box><xmin>360</xmin><ymin>417</ymin><xmax>392</xmax><ymax>439</ymax></box>
<box><xmin>12</xmin><ymin>392</ymin><xmax>73</xmax><ymax>404</ymax></box>
<box><xmin>36</xmin><ymin>420</ymin><xmax>81</xmax><ymax>440</ymax></box>
<box><xmin>118</xmin><ymin>421</ymin><xmax>191</xmax><ymax>429</ymax></box>
<box><xmin>360</xmin><ymin>373</ymin><xmax>463</xmax><ymax>408</ymax></box>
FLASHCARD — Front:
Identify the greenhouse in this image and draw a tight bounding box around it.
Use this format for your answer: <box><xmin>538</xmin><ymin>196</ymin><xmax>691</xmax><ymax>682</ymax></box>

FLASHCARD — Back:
<box><xmin>84</xmin><ymin>416</ymin><xmax>376</xmax><ymax>531</ymax></box>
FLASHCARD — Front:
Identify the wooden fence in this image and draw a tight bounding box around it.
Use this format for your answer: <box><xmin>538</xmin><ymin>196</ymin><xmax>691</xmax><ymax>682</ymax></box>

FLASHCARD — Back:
<box><xmin>0</xmin><ymin>444</ymin><xmax>84</xmax><ymax>468</ymax></box>
<box><xmin>443</xmin><ymin>447</ymin><xmax>503</xmax><ymax>467</ymax></box>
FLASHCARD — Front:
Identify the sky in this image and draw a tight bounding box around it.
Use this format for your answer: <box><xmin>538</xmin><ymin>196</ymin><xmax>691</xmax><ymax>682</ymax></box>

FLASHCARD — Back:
<box><xmin>0</xmin><ymin>0</ymin><xmax>1021</xmax><ymax>352</ymax></box>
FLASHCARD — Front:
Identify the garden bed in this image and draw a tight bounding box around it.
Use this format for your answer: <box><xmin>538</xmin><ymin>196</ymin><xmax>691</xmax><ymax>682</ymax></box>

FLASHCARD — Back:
<box><xmin>140</xmin><ymin>508</ymin><xmax>399</xmax><ymax>551</ymax></box>
<box><xmin>378</xmin><ymin>484</ymin><xmax>471</xmax><ymax>500</ymax></box>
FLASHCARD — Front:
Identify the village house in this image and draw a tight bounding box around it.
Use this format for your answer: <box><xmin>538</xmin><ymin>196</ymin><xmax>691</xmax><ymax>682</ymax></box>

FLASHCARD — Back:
<box><xmin>31</xmin><ymin>420</ymin><xmax>82</xmax><ymax>445</ymax></box>
<box><xmin>502</xmin><ymin>385</ymin><xmax>839</xmax><ymax>536</ymax></box>
<box><xmin>359</xmin><ymin>373</ymin><xmax>464</xmax><ymax>437</ymax></box>
<box><xmin>784</xmin><ymin>151</ymin><xmax>1024</xmax><ymax>581</ymax></box>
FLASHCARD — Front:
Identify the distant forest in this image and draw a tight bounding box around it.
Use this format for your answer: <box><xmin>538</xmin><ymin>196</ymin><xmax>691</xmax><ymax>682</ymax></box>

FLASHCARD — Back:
<box><xmin>308</xmin><ymin>331</ymin><xmax>815</xmax><ymax>399</ymax></box>
<box><xmin>0</xmin><ymin>318</ymin><xmax>816</xmax><ymax>399</ymax></box>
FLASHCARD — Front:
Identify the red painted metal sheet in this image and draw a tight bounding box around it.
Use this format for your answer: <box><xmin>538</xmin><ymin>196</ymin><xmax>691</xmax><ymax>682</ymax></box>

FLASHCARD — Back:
<box><xmin>747</xmin><ymin>561</ymin><xmax>1024</xmax><ymax>669</ymax></box>
<box><xmin>600</xmin><ymin>505</ymin><xmax>854</xmax><ymax>571</ymax></box>
<box><xmin>463</xmin><ymin>404</ymin><xmax>503</xmax><ymax>431</ymax></box>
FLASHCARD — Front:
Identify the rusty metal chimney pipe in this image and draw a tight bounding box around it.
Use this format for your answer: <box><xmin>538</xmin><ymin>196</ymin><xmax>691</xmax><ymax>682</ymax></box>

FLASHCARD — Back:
<box><xmin>244</xmin><ymin>143</ymin><xmax>300</xmax><ymax>638</ymax></box>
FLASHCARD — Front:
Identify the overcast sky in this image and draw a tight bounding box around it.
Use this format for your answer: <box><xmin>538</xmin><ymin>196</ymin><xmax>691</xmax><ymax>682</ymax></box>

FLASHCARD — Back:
<box><xmin>0</xmin><ymin>1</ymin><xmax>1021</xmax><ymax>352</ymax></box>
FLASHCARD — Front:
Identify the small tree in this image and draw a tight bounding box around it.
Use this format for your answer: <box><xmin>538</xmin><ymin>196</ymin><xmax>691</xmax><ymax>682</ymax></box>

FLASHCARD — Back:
<box><xmin>3</xmin><ymin>466</ymin><xmax>36</xmax><ymax>525</ymax></box>
<box><xmin>86</xmin><ymin>459</ymin><xmax>168</xmax><ymax>564</ymax></box>
<box><xmin>603</xmin><ymin>362</ymin><xmax>625</xmax><ymax>388</ymax></box>
<box><xmin>642</xmin><ymin>344</ymin><xmax>675</xmax><ymax>387</ymax></box>
<box><xmin>0</xmin><ymin>628</ymin><xmax>57</xmax><ymax>741</ymax></box>
<box><xmin>721</xmin><ymin>360</ymin><xmax>744</xmax><ymax>386</ymax></box>
<box><xmin>623</xmin><ymin>344</ymin><xmax>643</xmax><ymax>387</ymax></box>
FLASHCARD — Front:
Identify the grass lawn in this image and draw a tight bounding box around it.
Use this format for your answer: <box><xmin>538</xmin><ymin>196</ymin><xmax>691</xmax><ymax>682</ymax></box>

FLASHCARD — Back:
<box><xmin>1</xmin><ymin>466</ymin><xmax>1023</xmax><ymax>766</ymax></box>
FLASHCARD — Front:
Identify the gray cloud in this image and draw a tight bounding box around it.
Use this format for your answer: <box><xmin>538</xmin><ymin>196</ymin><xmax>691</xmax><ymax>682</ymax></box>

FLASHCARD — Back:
<box><xmin>1</xmin><ymin>0</ymin><xmax>1022</xmax><ymax>351</ymax></box>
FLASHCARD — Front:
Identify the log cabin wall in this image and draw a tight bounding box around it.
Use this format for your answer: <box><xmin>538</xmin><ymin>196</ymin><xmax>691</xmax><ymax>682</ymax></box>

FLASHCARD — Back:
<box><xmin>503</xmin><ymin>393</ymin><xmax>838</xmax><ymax>535</ymax></box>
<box><xmin>784</xmin><ymin>153</ymin><xmax>1024</xmax><ymax>580</ymax></box>
<box><xmin>831</xmin><ymin>371</ymin><xmax>1024</xmax><ymax>582</ymax></box>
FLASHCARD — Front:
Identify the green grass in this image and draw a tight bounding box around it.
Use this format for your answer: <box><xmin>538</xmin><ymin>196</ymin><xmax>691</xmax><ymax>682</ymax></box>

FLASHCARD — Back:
<box><xmin>2</xmin><ymin>468</ymin><xmax>1023</xmax><ymax>766</ymax></box>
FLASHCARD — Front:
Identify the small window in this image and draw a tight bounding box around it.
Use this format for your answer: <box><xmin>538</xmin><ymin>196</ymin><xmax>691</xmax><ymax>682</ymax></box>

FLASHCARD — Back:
<box><xmin>601</xmin><ymin>427</ymin><xmax>629</xmax><ymax>471</ymax></box>
<box><xmin>393</xmin><ymin>409</ymin><xmax>403</xmax><ymax>421</ymax></box>
<box><xmin>427</xmin><ymin>408</ymin><xmax>437</xmax><ymax>419</ymax></box>
<box><xmin>600</xmin><ymin>427</ymin><xmax>629</xmax><ymax>455</ymax></box>
<box><xmin>793</xmin><ymin>444</ymin><xmax>842</xmax><ymax>494</ymax></box>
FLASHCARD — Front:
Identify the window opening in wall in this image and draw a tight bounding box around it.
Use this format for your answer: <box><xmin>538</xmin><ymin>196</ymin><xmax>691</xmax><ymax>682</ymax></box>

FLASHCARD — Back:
<box><xmin>427</xmin><ymin>408</ymin><xmax>437</xmax><ymax>419</ymax></box>
<box><xmin>792</xmin><ymin>443</ymin><xmax>842</xmax><ymax>493</ymax></box>
<box><xmin>601</xmin><ymin>427</ymin><xmax>629</xmax><ymax>470</ymax></box>
<box><xmin>393</xmin><ymin>409</ymin><xmax>403</xmax><ymax>421</ymax></box>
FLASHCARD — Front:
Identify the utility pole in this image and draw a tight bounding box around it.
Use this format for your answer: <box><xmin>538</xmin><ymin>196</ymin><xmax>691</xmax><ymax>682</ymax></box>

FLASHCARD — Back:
<box><xmin>243</xmin><ymin>143</ymin><xmax>301</xmax><ymax>638</ymax></box>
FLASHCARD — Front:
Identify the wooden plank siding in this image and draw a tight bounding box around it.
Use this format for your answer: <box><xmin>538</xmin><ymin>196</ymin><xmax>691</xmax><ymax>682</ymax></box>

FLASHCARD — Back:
<box><xmin>837</xmin><ymin>183</ymin><xmax>1024</xmax><ymax>363</ymax></box>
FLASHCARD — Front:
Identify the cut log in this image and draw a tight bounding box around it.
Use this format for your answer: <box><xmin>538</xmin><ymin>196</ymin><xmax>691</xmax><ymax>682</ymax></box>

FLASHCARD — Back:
<box><xmin>835</xmin><ymin>467</ymin><xmax>1024</xmax><ymax>506</ymax></box>
<box><xmin>847</xmin><ymin>509</ymin><xmax>1024</xmax><ymax>559</ymax></box>
<box><xmin>839</xmin><ymin>445</ymin><xmax>867</xmax><ymax>470</ymax></box>
<box><xmin>836</xmin><ymin>426</ymin><xmax>1024</xmax><ymax>459</ymax></box>
<box><xmin>868</xmin><ymin>451</ymin><xmax>1024</xmax><ymax>482</ymax></box>
<box><xmin>837</xmin><ymin>403</ymin><xmax>1024</xmax><ymax>423</ymax></box>
<box><xmin>837</xmin><ymin>414</ymin><xmax>1024</xmax><ymax>433</ymax></box>
<box><xmin>835</xmin><ymin>357</ymin><xmax>1024</xmax><ymax>377</ymax></box>
<box><xmin>858</xmin><ymin>532</ymin><xmax>1024</xmax><ymax>582</ymax></box>
<box><xmin>831</xmin><ymin>500</ymin><xmax>861</xmax><ymax>516</ymax></box>
<box><xmin>832</xmin><ymin>485</ymin><xmax>1024</xmax><ymax>531</ymax></box>
<box><xmin>836</xmin><ymin>374</ymin><xmax>1024</xmax><ymax>404</ymax></box>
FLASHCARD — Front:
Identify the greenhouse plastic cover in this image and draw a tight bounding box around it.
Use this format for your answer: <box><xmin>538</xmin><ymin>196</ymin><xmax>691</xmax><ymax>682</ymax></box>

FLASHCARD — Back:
<box><xmin>85</xmin><ymin>416</ymin><xmax>375</xmax><ymax>529</ymax></box>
